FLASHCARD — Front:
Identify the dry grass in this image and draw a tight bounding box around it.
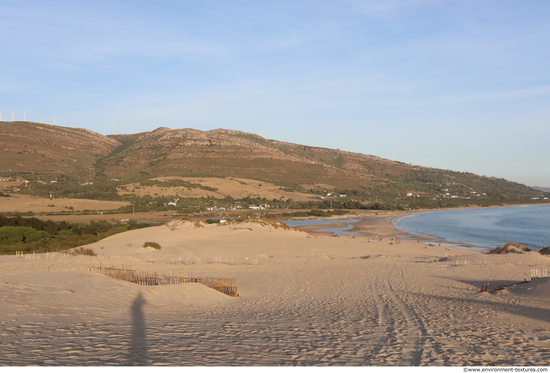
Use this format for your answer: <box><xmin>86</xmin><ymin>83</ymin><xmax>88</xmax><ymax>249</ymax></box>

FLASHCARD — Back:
<box><xmin>250</xmin><ymin>218</ymin><xmax>293</xmax><ymax>230</ymax></box>
<box><xmin>194</xmin><ymin>220</ymin><xmax>207</xmax><ymax>228</ymax></box>
<box><xmin>0</xmin><ymin>194</ymin><xmax>128</xmax><ymax>214</ymax></box>
<box><xmin>72</xmin><ymin>247</ymin><xmax>96</xmax><ymax>256</ymax></box>
<box><xmin>117</xmin><ymin>176</ymin><xmax>318</xmax><ymax>201</ymax></box>
<box><xmin>220</xmin><ymin>218</ymin><xmax>293</xmax><ymax>230</ymax></box>
<box><xmin>491</xmin><ymin>242</ymin><xmax>533</xmax><ymax>254</ymax></box>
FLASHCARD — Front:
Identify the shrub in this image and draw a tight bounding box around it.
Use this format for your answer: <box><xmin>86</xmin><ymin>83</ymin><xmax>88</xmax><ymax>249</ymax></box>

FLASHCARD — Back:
<box><xmin>73</xmin><ymin>247</ymin><xmax>96</xmax><ymax>256</ymax></box>
<box><xmin>144</xmin><ymin>241</ymin><xmax>161</xmax><ymax>250</ymax></box>
<box><xmin>0</xmin><ymin>226</ymin><xmax>49</xmax><ymax>245</ymax></box>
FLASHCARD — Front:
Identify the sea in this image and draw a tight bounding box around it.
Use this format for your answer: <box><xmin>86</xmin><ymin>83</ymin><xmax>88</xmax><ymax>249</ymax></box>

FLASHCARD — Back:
<box><xmin>392</xmin><ymin>205</ymin><xmax>550</xmax><ymax>252</ymax></box>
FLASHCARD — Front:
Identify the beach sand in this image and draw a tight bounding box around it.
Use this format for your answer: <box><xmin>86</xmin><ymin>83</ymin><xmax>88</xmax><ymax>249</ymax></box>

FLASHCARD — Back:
<box><xmin>1</xmin><ymin>215</ymin><xmax>549</xmax><ymax>366</ymax></box>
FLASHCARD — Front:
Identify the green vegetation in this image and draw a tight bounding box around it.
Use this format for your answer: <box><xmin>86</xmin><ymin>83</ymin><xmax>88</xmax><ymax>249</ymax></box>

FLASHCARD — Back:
<box><xmin>275</xmin><ymin>209</ymin><xmax>351</xmax><ymax>218</ymax></box>
<box><xmin>0</xmin><ymin>226</ymin><xmax>49</xmax><ymax>245</ymax></box>
<box><xmin>20</xmin><ymin>177</ymin><xmax>122</xmax><ymax>200</ymax></box>
<box><xmin>139</xmin><ymin>179</ymin><xmax>218</xmax><ymax>192</ymax></box>
<box><xmin>0</xmin><ymin>215</ymin><xmax>159</xmax><ymax>255</ymax></box>
<box><xmin>143</xmin><ymin>241</ymin><xmax>161</xmax><ymax>250</ymax></box>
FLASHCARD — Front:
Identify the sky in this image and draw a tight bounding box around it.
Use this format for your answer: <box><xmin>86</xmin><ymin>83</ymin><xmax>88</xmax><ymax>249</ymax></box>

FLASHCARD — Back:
<box><xmin>1</xmin><ymin>0</ymin><xmax>549</xmax><ymax>186</ymax></box>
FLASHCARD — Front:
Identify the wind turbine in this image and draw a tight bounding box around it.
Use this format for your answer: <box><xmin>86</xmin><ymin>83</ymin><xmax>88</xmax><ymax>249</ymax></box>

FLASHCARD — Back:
<box><xmin>24</xmin><ymin>110</ymin><xmax>27</xmax><ymax>121</ymax></box>
<box><xmin>53</xmin><ymin>115</ymin><xmax>56</xmax><ymax>125</ymax></box>
<box><xmin>151</xmin><ymin>119</ymin><xmax>155</xmax><ymax>130</ymax></box>
<box><xmin>12</xmin><ymin>112</ymin><xmax>14</xmax><ymax>121</ymax></box>
<box><xmin>39</xmin><ymin>115</ymin><xmax>41</xmax><ymax>123</ymax></box>
<box><xmin>111</xmin><ymin>121</ymin><xmax>116</xmax><ymax>134</ymax></box>
<box><xmin>129</xmin><ymin>121</ymin><xmax>132</xmax><ymax>134</ymax></box>
<box><xmin>68</xmin><ymin>123</ymin><xmax>71</xmax><ymax>127</ymax></box>
<box><xmin>90</xmin><ymin>123</ymin><xmax>94</xmax><ymax>131</ymax></box>
<box><xmin>0</xmin><ymin>111</ymin><xmax>3</xmax><ymax>121</ymax></box>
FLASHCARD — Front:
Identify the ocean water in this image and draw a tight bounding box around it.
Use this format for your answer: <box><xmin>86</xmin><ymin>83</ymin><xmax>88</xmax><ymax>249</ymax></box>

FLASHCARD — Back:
<box><xmin>393</xmin><ymin>205</ymin><xmax>550</xmax><ymax>251</ymax></box>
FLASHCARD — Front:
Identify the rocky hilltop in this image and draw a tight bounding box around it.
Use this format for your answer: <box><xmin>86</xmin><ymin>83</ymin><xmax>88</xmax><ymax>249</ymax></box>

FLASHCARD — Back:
<box><xmin>103</xmin><ymin>126</ymin><xmax>426</xmax><ymax>192</ymax></box>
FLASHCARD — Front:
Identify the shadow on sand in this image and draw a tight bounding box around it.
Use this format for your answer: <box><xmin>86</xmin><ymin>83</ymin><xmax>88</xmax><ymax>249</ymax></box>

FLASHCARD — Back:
<box><xmin>127</xmin><ymin>292</ymin><xmax>148</xmax><ymax>365</ymax></box>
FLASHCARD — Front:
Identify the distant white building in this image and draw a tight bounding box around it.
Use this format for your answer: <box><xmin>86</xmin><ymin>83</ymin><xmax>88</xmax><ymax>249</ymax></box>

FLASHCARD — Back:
<box><xmin>249</xmin><ymin>204</ymin><xmax>270</xmax><ymax>209</ymax></box>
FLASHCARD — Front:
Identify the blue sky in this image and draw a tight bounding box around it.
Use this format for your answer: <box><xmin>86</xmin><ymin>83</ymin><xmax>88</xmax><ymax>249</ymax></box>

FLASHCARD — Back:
<box><xmin>1</xmin><ymin>0</ymin><xmax>549</xmax><ymax>186</ymax></box>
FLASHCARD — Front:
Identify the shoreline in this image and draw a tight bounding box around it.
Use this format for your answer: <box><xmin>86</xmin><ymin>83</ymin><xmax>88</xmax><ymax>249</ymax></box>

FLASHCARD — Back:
<box><xmin>2</xmin><ymin>204</ymin><xmax>548</xmax><ymax>255</ymax></box>
<box><xmin>390</xmin><ymin>205</ymin><xmax>550</xmax><ymax>252</ymax></box>
<box><xmin>287</xmin><ymin>211</ymin><xmax>493</xmax><ymax>252</ymax></box>
<box><xmin>287</xmin><ymin>205</ymin><xmax>550</xmax><ymax>253</ymax></box>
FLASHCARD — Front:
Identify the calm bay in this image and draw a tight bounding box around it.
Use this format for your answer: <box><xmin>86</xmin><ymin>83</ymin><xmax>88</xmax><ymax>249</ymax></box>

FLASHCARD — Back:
<box><xmin>393</xmin><ymin>204</ymin><xmax>550</xmax><ymax>251</ymax></box>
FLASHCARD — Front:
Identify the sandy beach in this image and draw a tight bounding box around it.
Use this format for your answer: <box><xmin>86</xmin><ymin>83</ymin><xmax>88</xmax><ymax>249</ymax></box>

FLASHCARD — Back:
<box><xmin>1</xmin><ymin>214</ymin><xmax>549</xmax><ymax>366</ymax></box>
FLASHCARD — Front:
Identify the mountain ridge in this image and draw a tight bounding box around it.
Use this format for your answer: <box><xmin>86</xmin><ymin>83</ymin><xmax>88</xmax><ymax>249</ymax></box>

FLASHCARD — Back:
<box><xmin>1</xmin><ymin>122</ymin><xmax>546</xmax><ymax>206</ymax></box>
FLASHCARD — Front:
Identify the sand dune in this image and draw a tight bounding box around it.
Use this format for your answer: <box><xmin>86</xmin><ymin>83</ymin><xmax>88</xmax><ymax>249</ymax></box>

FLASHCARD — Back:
<box><xmin>1</xmin><ymin>217</ymin><xmax>549</xmax><ymax>366</ymax></box>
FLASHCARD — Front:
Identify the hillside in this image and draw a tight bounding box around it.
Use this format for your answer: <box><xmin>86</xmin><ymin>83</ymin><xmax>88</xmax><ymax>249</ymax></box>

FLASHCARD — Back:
<box><xmin>0</xmin><ymin>121</ymin><xmax>120</xmax><ymax>179</ymax></box>
<box><xmin>105</xmin><ymin>127</ymin><xmax>543</xmax><ymax>204</ymax></box>
<box><xmin>0</xmin><ymin>123</ymin><xmax>547</xmax><ymax>207</ymax></box>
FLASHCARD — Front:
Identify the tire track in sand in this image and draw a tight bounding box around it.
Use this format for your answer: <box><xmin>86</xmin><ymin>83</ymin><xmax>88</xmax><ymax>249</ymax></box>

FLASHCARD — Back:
<box><xmin>368</xmin><ymin>261</ymin><xmax>427</xmax><ymax>365</ymax></box>
<box><xmin>386</xmin><ymin>264</ymin><xmax>427</xmax><ymax>365</ymax></box>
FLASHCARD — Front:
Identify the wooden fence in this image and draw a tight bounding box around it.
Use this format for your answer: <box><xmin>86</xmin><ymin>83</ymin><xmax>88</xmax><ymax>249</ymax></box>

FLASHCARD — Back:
<box><xmin>91</xmin><ymin>266</ymin><xmax>238</xmax><ymax>297</ymax></box>
<box><xmin>480</xmin><ymin>268</ymin><xmax>549</xmax><ymax>293</ymax></box>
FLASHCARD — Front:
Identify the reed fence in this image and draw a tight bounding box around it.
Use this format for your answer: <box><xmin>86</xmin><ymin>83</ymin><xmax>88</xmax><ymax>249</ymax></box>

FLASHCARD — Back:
<box><xmin>480</xmin><ymin>268</ymin><xmax>549</xmax><ymax>293</ymax></box>
<box><xmin>90</xmin><ymin>266</ymin><xmax>238</xmax><ymax>297</ymax></box>
<box><xmin>531</xmin><ymin>268</ymin><xmax>548</xmax><ymax>280</ymax></box>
